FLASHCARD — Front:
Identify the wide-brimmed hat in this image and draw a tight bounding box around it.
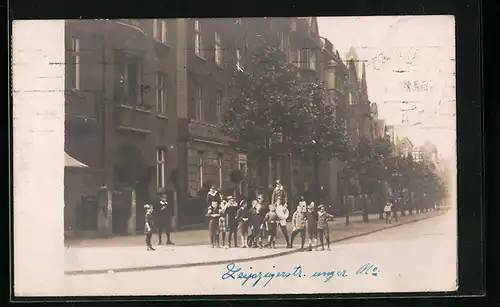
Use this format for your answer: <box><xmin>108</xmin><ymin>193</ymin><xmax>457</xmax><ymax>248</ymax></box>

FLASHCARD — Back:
<box><xmin>144</xmin><ymin>204</ymin><xmax>153</xmax><ymax>210</ymax></box>
<box><xmin>226</xmin><ymin>195</ymin><xmax>234</xmax><ymax>200</ymax></box>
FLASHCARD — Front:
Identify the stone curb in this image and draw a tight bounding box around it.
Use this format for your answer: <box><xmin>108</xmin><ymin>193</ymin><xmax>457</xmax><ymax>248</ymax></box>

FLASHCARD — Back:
<box><xmin>65</xmin><ymin>212</ymin><xmax>442</xmax><ymax>276</ymax></box>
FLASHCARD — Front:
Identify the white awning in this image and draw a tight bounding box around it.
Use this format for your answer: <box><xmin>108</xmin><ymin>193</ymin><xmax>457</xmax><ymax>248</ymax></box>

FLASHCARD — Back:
<box><xmin>65</xmin><ymin>152</ymin><xmax>89</xmax><ymax>168</ymax></box>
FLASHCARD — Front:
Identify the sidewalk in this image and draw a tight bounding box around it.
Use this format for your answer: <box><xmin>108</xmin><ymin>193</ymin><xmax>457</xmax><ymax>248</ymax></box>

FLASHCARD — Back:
<box><xmin>65</xmin><ymin>213</ymin><xmax>381</xmax><ymax>248</ymax></box>
<box><xmin>65</xmin><ymin>210</ymin><xmax>442</xmax><ymax>275</ymax></box>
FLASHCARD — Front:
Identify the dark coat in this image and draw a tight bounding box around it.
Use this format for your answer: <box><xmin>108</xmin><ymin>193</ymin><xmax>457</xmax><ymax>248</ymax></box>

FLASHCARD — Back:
<box><xmin>206</xmin><ymin>191</ymin><xmax>221</xmax><ymax>207</ymax></box>
<box><xmin>156</xmin><ymin>199</ymin><xmax>173</xmax><ymax>225</ymax></box>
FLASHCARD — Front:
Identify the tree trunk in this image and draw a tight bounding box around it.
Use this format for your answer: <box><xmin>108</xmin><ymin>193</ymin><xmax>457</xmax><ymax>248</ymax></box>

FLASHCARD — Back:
<box><xmin>313</xmin><ymin>153</ymin><xmax>319</xmax><ymax>200</ymax></box>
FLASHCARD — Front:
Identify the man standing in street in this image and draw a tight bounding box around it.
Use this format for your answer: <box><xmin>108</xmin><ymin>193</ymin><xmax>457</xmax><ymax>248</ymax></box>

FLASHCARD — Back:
<box><xmin>157</xmin><ymin>192</ymin><xmax>174</xmax><ymax>245</ymax></box>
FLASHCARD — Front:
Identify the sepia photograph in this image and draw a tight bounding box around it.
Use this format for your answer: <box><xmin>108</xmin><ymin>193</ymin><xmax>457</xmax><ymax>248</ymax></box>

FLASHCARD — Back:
<box><xmin>13</xmin><ymin>16</ymin><xmax>457</xmax><ymax>296</ymax></box>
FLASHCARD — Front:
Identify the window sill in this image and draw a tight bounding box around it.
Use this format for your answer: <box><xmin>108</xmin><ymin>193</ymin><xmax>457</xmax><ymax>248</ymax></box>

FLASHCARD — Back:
<box><xmin>156</xmin><ymin>114</ymin><xmax>169</xmax><ymax>120</ymax></box>
<box><xmin>190</xmin><ymin>119</ymin><xmax>218</xmax><ymax>128</ymax></box>
<box><xmin>117</xmin><ymin>104</ymin><xmax>152</xmax><ymax>113</ymax></box>
<box><xmin>195</xmin><ymin>54</ymin><xmax>206</xmax><ymax>61</ymax></box>
<box><xmin>153</xmin><ymin>38</ymin><xmax>171</xmax><ymax>48</ymax></box>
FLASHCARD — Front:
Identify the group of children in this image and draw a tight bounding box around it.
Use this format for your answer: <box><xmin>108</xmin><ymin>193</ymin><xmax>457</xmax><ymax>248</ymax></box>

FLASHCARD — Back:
<box><xmin>206</xmin><ymin>188</ymin><xmax>336</xmax><ymax>251</ymax></box>
<box><xmin>142</xmin><ymin>185</ymin><xmax>337</xmax><ymax>252</ymax></box>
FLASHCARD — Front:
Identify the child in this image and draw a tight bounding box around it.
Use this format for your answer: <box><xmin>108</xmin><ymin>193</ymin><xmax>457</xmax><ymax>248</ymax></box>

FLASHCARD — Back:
<box><xmin>264</xmin><ymin>204</ymin><xmax>279</xmax><ymax>248</ymax></box>
<box><xmin>290</xmin><ymin>203</ymin><xmax>307</xmax><ymax>250</ymax></box>
<box><xmin>206</xmin><ymin>201</ymin><xmax>221</xmax><ymax>248</ymax></box>
<box><xmin>248</xmin><ymin>200</ymin><xmax>258</xmax><ymax>247</ymax></box>
<box><xmin>317</xmin><ymin>204</ymin><xmax>334</xmax><ymax>251</ymax></box>
<box><xmin>275</xmin><ymin>197</ymin><xmax>291</xmax><ymax>248</ymax></box>
<box><xmin>219</xmin><ymin>198</ymin><xmax>229</xmax><ymax>248</ymax></box>
<box><xmin>225</xmin><ymin>196</ymin><xmax>239</xmax><ymax>248</ymax></box>
<box><xmin>237</xmin><ymin>200</ymin><xmax>250</xmax><ymax>248</ymax></box>
<box><xmin>306</xmin><ymin>202</ymin><xmax>318</xmax><ymax>251</ymax></box>
<box><xmin>251</xmin><ymin>195</ymin><xmax>266</xmax><ymax>248</ymax></box>
<box><xmin>144</xmin><ymin>204</ymin><xmax>155</xmax><ymax>251</ymax></box>
<box><xmin>384</xmin><ymin>202</ymin><xmax>393</xmax><ymax>224</ymax></box>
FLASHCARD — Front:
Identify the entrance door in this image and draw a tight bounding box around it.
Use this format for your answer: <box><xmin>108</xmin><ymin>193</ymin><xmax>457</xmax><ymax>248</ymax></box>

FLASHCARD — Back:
<box><xmin>112</xmin><ymin>190</ymin><xmax>130</xmax><ymax>235</ymax></box>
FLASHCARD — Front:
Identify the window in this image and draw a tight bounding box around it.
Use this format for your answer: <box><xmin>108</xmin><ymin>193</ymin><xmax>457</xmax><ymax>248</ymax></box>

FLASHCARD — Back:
<box><xmin>157</xmin><ymin>148</ymin><xmax>166</xmax><ymax>191</ymax></box>
<box><xmin>356</xmin><ymin>122</ymin><xmax>361</xmax><ymax>136</ymax></box>
<box><xmin>198</xmin><ymin>152</ymin><xmax>204</xmax><ymax>189</ymax></box>
<box><xmin>218</xmin><ymin>154</ymin><xmax>223</xmax><ymax>190</ymax></box>
<box><xmin>216</xmin><ymin>91</ymin><xmax>223</xmax><ymax>123</ymax></box>
<box><xmin>309</xmin><ymin>51</ymin><xmax>316</xmax><ymax>70</ymax></box>
<box><xmin>342</xmin><ymin>119</ymin><xmax>347</xmax><ymax>129</ymax></box>
<box><xmin>215</xmin><ymin>32</ymin><xmax>223</xmax><ymax>67</ymax></box>
<box><xmin>153</xmin><ymin>19</ymin><xmax>167</xmax><ymax>43</ymax></box>
<box><xmin>195</xmin><ymin>85</ymin><xmax>203</xmax><ymax>120</ymax></box>
<box><xmin>68</xmin><ymin>37</ymin><xmax>81</xmax><ymax>91</ymax></box>
<box><xmin>278</xmin><ymin>28</ymin><xmax>284</xmax><ymax>52</ymax></box>
<box><xmin>348</xmin><ymin>92</ymin><xmax>353</xmax><ymax>105</ymax></box>
<box><xmin>299</xmin><ymin>48</ymin><xmax>312</xmax><ymax>69</ymax></box>
<box><xmin>238</xmin><ymin>154</ymin><xmax>247</xmax><ymax>195</ymax></box>
<box><xmin>156</xmin><ymin>73</ymin><xmax>166</xmax><ymax>114</ymax></box>
<box><xmin>194</xmin><ymin>20</ymin><xmax>204</xmax><ymax>58</ymax></box>
<box><xmin>236</xmin><ymin>48</ymin><xmax>244</xmax><ymax>71</ymax></box>
<box><xmin>115</xmin><ymin>52</ymin><xmax>143</xmax><ymax>106</ymax></box>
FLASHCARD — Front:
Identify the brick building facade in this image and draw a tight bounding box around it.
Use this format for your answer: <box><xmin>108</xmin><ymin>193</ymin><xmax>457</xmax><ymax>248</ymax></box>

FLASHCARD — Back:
<box><xmin>64</xmin><ymin>18</ymin><xmax>385</xmax><ymax>237</ymax></box>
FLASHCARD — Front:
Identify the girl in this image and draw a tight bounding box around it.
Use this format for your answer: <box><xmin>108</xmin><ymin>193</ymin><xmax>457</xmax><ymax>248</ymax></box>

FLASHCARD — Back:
<box><xmin>290</xmin><ymin>203</ymin><xmax>307</xmax><ymax>250</ymax></box>
<box><xmin>144</xmin><ymin>204</ymin><xmax>155</xmax><ymax>251</ymax></box>
<box><xmin>219</xmin><ymin>197</ymin><xmax>229</xmax><ymax>248</ymax></box>
<box><xmin>384</xmin><ymin>202</ymin><xmax>393</xmax><ymax>224</ymax></box>
<box><xmin>206</xmin><ymin>201</ymin><xmax>221</xmax><ymax>248</ymax></box>
<box><xmin>317</xmin><ymin>204</ymin><xmax>334</xmax><ymax>251</ymax></box>
<box><xmin>306</xmin><ymin>202</ymin><xmax>318</xmax><ymax>251</ymax></box>
<box><xmin>264</xmin><ymin>204</ymin><xmax>279</xmax><ymax>248</ymax></box>
<box><xmin>237</xmin><ymin>200</ymin><xmax>250</xmax><ymax>248</ymax></box>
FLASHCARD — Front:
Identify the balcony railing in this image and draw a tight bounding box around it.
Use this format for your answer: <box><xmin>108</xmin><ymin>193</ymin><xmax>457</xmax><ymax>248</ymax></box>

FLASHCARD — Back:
<box><xmin>114</xmin><ymin>105</ymin><xmax>151</xmax><ymax>133</ymax></box>
<box><xmin>65</xmin><ymin>91</ymin><xmax>98</xmax><ymax>121</ymax></box>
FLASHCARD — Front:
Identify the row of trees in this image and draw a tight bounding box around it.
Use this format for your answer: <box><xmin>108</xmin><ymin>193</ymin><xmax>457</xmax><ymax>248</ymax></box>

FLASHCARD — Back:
<box><xmin>219</xmin><ymin>38</ymin><xmax>448</xmax><ymax>212</ymax></box>
<box><xmin>349</xmin><ymin>136</ymin><xmax>449</xmax><ymax>217</ymax></box>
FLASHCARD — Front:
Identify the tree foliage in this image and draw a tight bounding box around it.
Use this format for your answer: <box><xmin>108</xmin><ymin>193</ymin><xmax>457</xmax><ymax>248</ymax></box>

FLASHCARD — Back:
<box><xmin>347</xmin><ymin>135</ymin><xmax>448</xmax><ymax>205</ymax></box>
<box><xmin>221</xmin><ymin>38</ymin><xmax>348</xmax><ymax>167</ymax></box>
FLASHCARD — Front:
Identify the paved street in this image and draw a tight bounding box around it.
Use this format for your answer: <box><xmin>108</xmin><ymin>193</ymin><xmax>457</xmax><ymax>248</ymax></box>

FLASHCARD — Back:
<box><xmin>65</xmin><ymin>211</ymin><xmax>438</xmax><ymax>273</ymax></box>
<box><xmin>59</xmin><ymin>210</ymin><xmax>455</xmax><ymax>296</ymax></box>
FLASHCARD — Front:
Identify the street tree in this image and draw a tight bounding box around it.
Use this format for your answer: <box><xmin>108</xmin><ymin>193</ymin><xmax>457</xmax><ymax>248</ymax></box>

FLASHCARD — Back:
<box><xmin>221</xmin><ymin>39</ymin><xmax>348</xmax><ymax>191</ymax></box>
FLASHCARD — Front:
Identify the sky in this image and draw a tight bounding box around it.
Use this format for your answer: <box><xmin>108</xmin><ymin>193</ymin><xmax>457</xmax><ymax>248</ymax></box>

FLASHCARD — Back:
<box><xmin>317</xmin><ymin>16</ymin><xmax>456</xmax><ymax>160</ymax></box>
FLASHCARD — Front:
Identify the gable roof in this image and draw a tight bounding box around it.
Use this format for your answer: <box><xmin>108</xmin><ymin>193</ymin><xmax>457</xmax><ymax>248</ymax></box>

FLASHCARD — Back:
<box><xmin>297</xmin><ymin>17</ymin><xmax>319</xmax><ymax>37</ymax></box>
<box><xmin>396</xmin><ymin>137</ymin><xmax>414</xmax><ymax>150</ymax></box>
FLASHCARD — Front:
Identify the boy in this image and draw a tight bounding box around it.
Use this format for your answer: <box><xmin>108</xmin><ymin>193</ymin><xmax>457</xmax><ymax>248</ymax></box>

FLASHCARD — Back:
<box><xmin>236</xmin><ymin>200</ymin><xmax>250</xmax><ymax>248</ymax></box>
<box><xmin>306</xmin><ymin>202</ymin><xmax>319</xmax><ymax>251</ymax></box>
<box><xmin>206</xmin><ymin>201</ymin><xmax>221</xmax><ymax>248</ymax></box>
<box><xmin>317</xmin><ymin>204</ymin><xmax>334</xmax><ymax>251</ymax></box>
<box><xmin>275</xmin><ymin>196</ymin><xmax>291</xmax><ymax>248</ymax></box>
<box><xmin>384</xmin><ymin>202</ymin><xmax>393</xmax><ymax>224</ymax></box>
<box><xmin>264</xmin><ymin>204</ymin><xmax>279</xmax><ymax>248</ymax></box>
<box><xmin>144</xmin><ymin>204</ymin><xmax>155</xmax><ymax>251</ymax></box>
<box><xmin>225</xmin><ymin>196</ymin><xmax>239</xmax><ymax>248</ymax></box>
<box><xmin>290</xmin><ymin>203</ymin><xmax>307</xmax><ymax>250</ymax></box>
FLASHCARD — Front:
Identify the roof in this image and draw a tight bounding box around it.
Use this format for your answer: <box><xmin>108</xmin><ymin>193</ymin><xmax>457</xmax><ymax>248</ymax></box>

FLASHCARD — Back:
<box><xmin>65</xmin><ymin>152</ymin><xmax>89</xmax><ymax>168</ymax></box>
